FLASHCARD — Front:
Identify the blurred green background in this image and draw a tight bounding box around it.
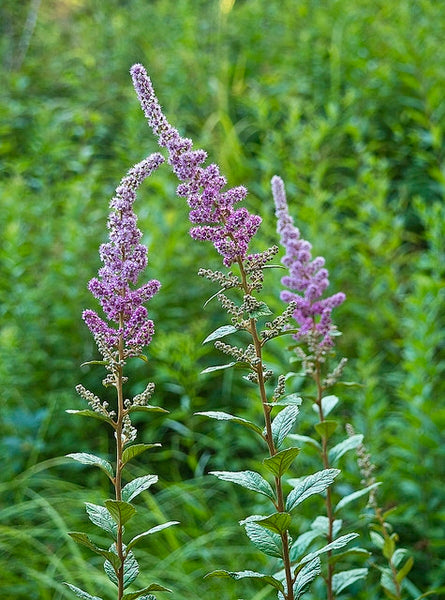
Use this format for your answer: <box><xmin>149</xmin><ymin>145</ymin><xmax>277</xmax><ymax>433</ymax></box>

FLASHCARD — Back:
<box><xmin>1</xmin><ymin>0</ymin><xmax>444</xmax><ymax>598</ymax></box>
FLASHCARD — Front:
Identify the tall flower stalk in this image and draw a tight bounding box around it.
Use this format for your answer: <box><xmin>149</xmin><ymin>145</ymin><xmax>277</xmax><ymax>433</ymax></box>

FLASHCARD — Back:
<box><xmin>131</xmin><ymin>63</ymin><xmax>361</xmax><ymax>600</ymax></box>
<box><xmin>66</xmin><ymin>154</ymin><xmax>178</xmax><ymax>600</ymax></box>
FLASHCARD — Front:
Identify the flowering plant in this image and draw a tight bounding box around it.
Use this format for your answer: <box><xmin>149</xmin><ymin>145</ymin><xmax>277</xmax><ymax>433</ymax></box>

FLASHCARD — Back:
<box><xmin>66</xmin><ymin>154</ymin><xmax>178</xmax><ymax>600</ymax></box>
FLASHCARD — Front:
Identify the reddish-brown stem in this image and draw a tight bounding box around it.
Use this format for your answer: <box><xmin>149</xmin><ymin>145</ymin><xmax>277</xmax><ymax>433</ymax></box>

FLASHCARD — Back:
<box><xmin>314</xmin><ymin>361</ymin><xmax>335</xmax><ymax>600</ymax></box>
<box><xmin>236</xmin><ymin>256</ymin><xmax>295</xmax><ymax>600</ymax></box>
<box><xmin>115</xmin><ymin>313</ymin><xmax>125</xmax><ymax>600</ymax></box>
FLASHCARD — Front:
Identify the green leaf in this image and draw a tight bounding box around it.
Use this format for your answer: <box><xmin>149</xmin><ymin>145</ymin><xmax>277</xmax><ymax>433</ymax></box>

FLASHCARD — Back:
<box><xmin>335</xmin><ymin>482</ymin><xmax>381</xmax><ymax>512</ymax></box>
<box><xmin>80</xmin><ymin>360</ymin><xmax>107</xmax><ymax>367</ymax></box>
<box><xmin>314</xmin><ymin>420</ymin><xmax>338</xmax><ymax>440</ymax></box>
<box><xmin>294</xmin><ymin>557</ymin><xmax>321</xmax><ymax>600</ymax></box>
<box><xmin>396</xmin><ymin>556</ymin><xmax>414</xmax><ymax>583</ymax></box>
<box><xmin>288</xmin><ymin>434</ymin><xmax>321</xmax><ymax>450</ymax></box>
<box><xmin>210</xmin><ymin>470</ymin><xmax>275</xmax><ymax>501</ymax></box>
<box><xmin>369</xmin><ymin>530</ymin><xmax>384</xmax><ymax>549</ymax></box>
<box><xmin>66</xmin><ymin>409</ymin><xmax>114</xmax><ymax>425</ymax></box>
<box><xmin>122</xmin><ymin>475</ymin><xmax>158</xmax><ymax>502</ymax></box>
<box><xmin>328</xmin><ymin>547</ymin><xmax>371</xmax><ymax>565</ymax></box>
<box><xmin>122</xmin><ymin>585</ymin><xmax>171</xmax><ymax>600</ymax></box>
<box><xmin>127</xmin><ymin>522</ymin><xmax>180</xmax><ymax>552</ymax></box>
<box><xmin>127</xmin><ymin>405</ymin><xmax>168</xmax><ymax>415</ymax></box>
<box><xmin>392</xmin><ymin>548</ymin><xmax>408</xmax><ymax>568</ymax></box>
<box><xmin>332</xmin><ymin>568</ymin><xmax>368</xmax><ymax>594</ymax></box>
<box><xmin>248</xmin><ymin>302</ymin><xmax>273</xmax><ymax>317</ymax></box>
<box><xmin>205</xmin><ymin>570</ymin><xmax>284</xmax><ymax>592</ymax></box>
<box><xmin>289</xmin><ymin>530</ymin><xmax>321</xmax><ymax>561</ymax></box>
<box><xmin>201</xmin><ymin>362</ymin><xmax>236</xmax><ymax>374</ymax></box>
<box><xmin>105</xmin><ymin>500</ymin><xmax>136</xmax><ymax>526</ymax></box>
<box><xmin>64</xmin><ymin>583</ymin><xmax>103</xmax><ymax>600</ymax></box>
<box><xmin>271</xmin><ymin>406</ymin><xmax>300</xmax><ymax>448</ymax></box>
<box><xmin>66</xmin><ymin>453</ymin><xmax>114</xmax><ymax>481</ymax></box>
<box><xmin>263</xmin><ymin>447</ymin><xmax>300</xmax><ymax>478</ymax></box>
<box><xmin>383</xmin><ymin>534</ymin><xmax>396</xmax><ymax>560</ymax></box>
<box><xmin>269</xmin><ymin>393</ymin><xmax>302</xmax><ymax>407</ymax></box>
<box><xmin>321</xmin><ymin>395</ymin><xmax>339</xmax><ymax>416</ymax></box>
<box><xmin>381</xmin><ymin>569</ymin><xmax>398</xmax><ymax>598</ymax></box>
<box><xmin>242</xmin><ymin>512</ymin><xmax>292</xmax><ymax>535</ymax></box>
<box><xmin>122</xmin><ymin>444</ymin><xmax>161</xmax><ymax>466</ymax></box>
<box><xmin>67</xmin><ymin>532</ymin><xmax>120</xmax><ymax>569</ymax></box>
<box><xmin>85</xmin><ymin>503</ymin><xmax>117</xmax><ymax>537</ymax></box>
<box><xmin>329</xmin><ymin>434</ymin><xmax>364</xmax><ymax>465</ymax></box>
<box><xmin>298</xmin><ymin>533</ymin><xmax>360</xmax><ymax>566</ymax></box>
<box><xmin>203</xmin><ymin>325</ymin><xmax>238</xmax><ymax>344</ymax></box>
<box><xmin>244</xmin><ymin>522</ymin><xmax>282</xmax><ymax>558</ymax></box>
<box><xmin>195</xmin><ymin>411</ymin><xmax>263</xmax><ymax>436</ymax></box>
<box><xmin>286</xmin><ymin>469</ymin><xmax>340</xmax><ymax>511</ymax></box>
<box><xmin>104</xmin><ymin>547</ymin><xmax>139</xmax><ymax>589</ymax></box>
<box><xmin>310</xmin><ymin>515</ymin><xmax>343</xmax><ymax>538</ymax></box>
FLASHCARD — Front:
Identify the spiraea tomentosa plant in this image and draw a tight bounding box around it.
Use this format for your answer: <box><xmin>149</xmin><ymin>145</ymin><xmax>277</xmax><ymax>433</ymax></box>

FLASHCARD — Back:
<box><xmin>131</xmin><ymin>63</ymin><xmax>369</xmax><ymax>600</ymax></box>
<box><xmin>66</xmin><ymin>154</ymin><xmax>178</xmax><ymax>600</ymax></box>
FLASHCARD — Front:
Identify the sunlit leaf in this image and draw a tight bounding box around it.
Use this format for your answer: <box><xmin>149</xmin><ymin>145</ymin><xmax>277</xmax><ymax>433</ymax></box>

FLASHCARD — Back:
<box><xmin>66</xmin><ymin>410</ymin><xmax>114</xmax><ymax>425</ymax></box>
<box><xmin>64</xmin><ymin>583</ymin><xmax>103</xmax><ymax>600</ymax></box>
<box><xmin>122</xmin><ymin>475</ymin><xmax>158</xmax><ymax>502</ymax></box>
<box><xmin>332</xmin><ymin>568</ymin><xmax>368</xmax><ymax>594</ymax></box>
<box><xmin>127</xmin><ymin>404</ymin><xmax>168</xmax><ymax>415</ymax></box>
<box><xmin>271</xmin><ymin>406</ymin><xmax>300</xmax><ymax>448</ymax></box>
<box><xmin>195</xmin><ymin>411</ymin><xmax>263</xmax><ymax>436</ymax></box>
<box><xmin>210</xmin><ymin>470</ymin><xmax>275</xmax><ymax>501</ymax></box>
<box><xmin>66</xmin><ymin>453</ymin><xmax>114</xmax><ymax>481</ymax></box>
<box><xmin>243</xmin><ymin>521</ymin><xmax>282</xmax><ymax>558</ymax></box>
<box><xmin>335</xmin><ymin>482</ymin><xmax>381</xmax><ymax>512</ymax></box>
<box><xmin>201</xmin><ymin>362</ymin><xmax>236</xmax><ymax>374</ymax></box>
<box><xmin>205</xmin><ymin>570</ymin><xmax>284</xmax><ymax>592</ymax></box>
<box><xmin>202</xmin><ymin>325</ymin><xmax>238</xmax><ymax>344</ymax></box>
<box><xmin>85</xmin><ymin>503</ymin><xmax>117</xmax><ymax>537</ymax></box>
<box><xmin>294</xmin><ymin>557</ymin><xmax>321</xmax><ymax>600</ymax></box>
<box><xmin>286</xmin><ymin>469</ymin><xmax>340</xmax><ymax>511</ymax></box>
<box><xmin>104</xmin><ymin>547</ymin><xmax>139</xmax><ymax>589</ymax></box>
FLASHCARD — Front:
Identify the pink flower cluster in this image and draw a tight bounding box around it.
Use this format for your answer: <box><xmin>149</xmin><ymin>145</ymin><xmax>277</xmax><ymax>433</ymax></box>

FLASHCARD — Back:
<box><xmin>83</xmin><ymin>154</ymin><xmax>164</xmax><ymax>354</ymax></box>
<box><xmin>131</xmin><ymin>63</ymin><xmax>261</xmax><ymax>267</ymax></box>
<box><xmin>271</xmin><ymin>176</ymin><xmax>345</xmax><ymax>351</ymax></box>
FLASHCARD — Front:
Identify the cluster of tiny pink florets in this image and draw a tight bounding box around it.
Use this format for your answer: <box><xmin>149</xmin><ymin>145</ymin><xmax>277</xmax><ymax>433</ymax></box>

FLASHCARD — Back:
<box><xmin>83</xmin><ymin>154</ymin><xmax>164</xmax><ymax>354</ymax></box>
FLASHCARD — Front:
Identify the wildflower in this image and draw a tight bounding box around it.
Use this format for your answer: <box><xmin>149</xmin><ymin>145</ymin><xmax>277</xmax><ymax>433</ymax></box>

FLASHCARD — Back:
<box><xmin>131</xmin><ymin>63</ymin><xmax>261</xmax><ymax>267</ymax></box>
<box><xmin>271</xmin><ymin>175</ymin><xmax>345</xmax><ymax>351</ymax></box>
<box><xmin>83</xmin><ymin>153</ymin><xmax>164</xmax><ymax>356</ymax></box>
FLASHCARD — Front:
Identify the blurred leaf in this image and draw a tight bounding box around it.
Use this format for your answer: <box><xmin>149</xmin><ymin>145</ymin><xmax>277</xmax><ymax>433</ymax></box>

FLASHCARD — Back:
<box><xmin>205</xmin><ymin>570</ymin><xmax>284</xmax><ymax>592</ymax></box>
<box><xmin>335</xmin><ymin>482</ymin><xmax>381</xmax><ymax>512</ymax></box>
<box><xmin>332</xmin><ymin>568</ymin><xmax>368</xmax><ymax>594</ymax></box>
<box><xmin>202</xmin><ymin>325</ymin><xmax>238</xmax><ymax>344</ymax></box>
<box><xmin>127</xmin><ymin>521</ymin><xmax>180</xmax><ymax>552</ymax></box>
<box><xmin>328</xmin><ymin>434</ymin><xmax>364</xmax><ymax>465</ymax></box>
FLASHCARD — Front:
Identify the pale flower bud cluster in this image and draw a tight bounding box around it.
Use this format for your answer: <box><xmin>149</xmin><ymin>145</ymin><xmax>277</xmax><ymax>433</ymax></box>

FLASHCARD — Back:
<box><xmin>76</xmin><ymin>384</ymin><xmax>116</xmax><ymax>419</ymax></box>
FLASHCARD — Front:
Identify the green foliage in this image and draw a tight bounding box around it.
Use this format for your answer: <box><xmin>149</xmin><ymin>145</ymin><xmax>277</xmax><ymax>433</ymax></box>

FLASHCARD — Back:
<box><xmin>1</xmin><ymin>0</ymin><xmax>444</xmax><ymax>597</ymax></box>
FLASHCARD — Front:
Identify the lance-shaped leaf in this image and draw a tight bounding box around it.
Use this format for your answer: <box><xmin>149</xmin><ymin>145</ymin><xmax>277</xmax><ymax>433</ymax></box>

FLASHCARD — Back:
<box><xmin>201</xmin><ymin>362</ymin><xmax>236</xmax><ymax>374</ymax></box>
<box><xmin>127</xmin><ymin>521</ymin><xmax>180</xmax><ymax>552</ymax></box>
<box><xmin>294</xmin><ymin>557</ymin><xmax>321</xmax><ymax>600</ymax></box>
<box><xmin>122</xmin><ymin>584</ymin><xmax>171</xmax><ymax>600</ymax></box>
<box><xmin>122</xmin><ymin>444</ymin><xmax>161</xmax><ymax>466</ymax></box>
<box><xmin>210</xmin><ymin>470</ymin><xmax>275</xmax><ymax>501</ymax></box>
<box><xmin>289</xmin><ymin>530</ymin><xmax>321</xmax><ymax>562</ymax></box>
<box><xmin>335</xmin><ymin>482</ymin><xmax>381</xmax><ymax>512</ymax></box>
<box><xmin>268</xmin><ymin>393</ymin><xmax>302</xmax><ymax>407</ymax></box>
<box><xmin>66</xmin><ymin>409</ymin><xmax>114</xmax><ymax>426</ymax></box>
<box><xmin>312</xmin><ymin>395</ymin><xmax>339</xmax><ymax>417</ymax></box>
<box><xmin>205</xmin><ymin>570</ymin><xmax>284</xmax><ymax>592</ymax></box>
<box><xmin>67</xmin><ymin>532</ymin><xmax>120</xmax><ymax>570</ymax></box>
<box><xmin>66</xmin><ymin>453</ymin><xmax>114</xmax><ymax>481</ymax></box>
<box><xmin>85</xmin><ymin>503</ymin><xmax>117</xmax><ymax>537</ymax></box>
<box><xmin>122</xmin><ymin>475</ymin><xmax>158</xmax><ymax>502</ymax></box>
<box><xmin>105</xmin><ymin>500</ymin><xmax>136</xmax><ymax>527</ymax></box>
<box><xmin>104</xmin><ymin>547</ymin><xmax>139</xmax><ymax>588</ymax></box>
<box><xmin>243</xmin><ymin>521</ymin><xmax>282</xmax><ymax>558</ymax></box>
<box><xmin>203</xmin><ymin>325</ymin><xmax>238</xmax><ymax>344</ymax></box>
<box><xmin>332</xmin><ymin>568</ymin><xmax>368</xmax><ymax>594</ymax></box>
<box><xmin>328</xmin><ymin>547</ymin><xmax>371</xmax><ymax>566</ymax></box>
<box><xmin>248</xmin><ymin>302</ymin><xmax>273</xmax><ymax>317</ymax></box>
<box><xmin>286</xmin><ymin>469</ymin><xmax>340</xmax><ymax>512</ymax></box>
<box><xmin>263</xmin><ymin>447</ymin><xmax>300</xmax><ymax>478</ymax></box>
<box><xmin>314</xmin><ymin>420</ymin><xmax>338</xmax><ymax>440</ymax></box>
<box><xmin>127</xmin><ymin>404</ymin><xmax>168</xmax><ymax>415</ymax></box>
<box><xmin>270</xmin><ymin>405</ymin><xmax>300</xmax><ymax>449</ymax></box>
<box><xmin>329</xmin><ymin>434</ymin><xmax>363</xmax><ymax>465</ymax></box>
<box><xmin>242</xmin><ymin>512</ymin><xmax>291</xmax><ymax>535</ymax></box>
<box><xmin>288</xmin><ymin>434</ymin><xmax>321</xmax><ymax>450</ymax></box>
<box><xmin>396</xmin><ymin>556</ymin><xmax>414</xmax><ymax>583</ymax></box>
<box><xmin>298</xmin><ymin>533</ymin><xmax>359</xmax><ymax>567</ymax></box>
<box><xmin>195</xmin><ymin>411</ymin><xmax>263</xmax><ymax>436</ymax></box>
<box><xmin>64</xmin><ymin>583</ymin><xmax>103</xmax><ymax>600</ymax></box>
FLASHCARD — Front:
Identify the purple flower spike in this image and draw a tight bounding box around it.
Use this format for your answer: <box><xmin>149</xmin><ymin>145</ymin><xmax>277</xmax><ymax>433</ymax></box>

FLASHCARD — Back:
<box><xmin>271</xmin><ymin>175</ymin><xmax>345</xmax><ymax>351</ymax></box>
<box><xmin>131</xmin><ymin>63</ymin><xmax>261</xmax><ymax>267</ymax></box>
<box><xmin>84</xmin><ymin>153</ymin><xmax>164</xmax><ymax>356</ymax></box>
